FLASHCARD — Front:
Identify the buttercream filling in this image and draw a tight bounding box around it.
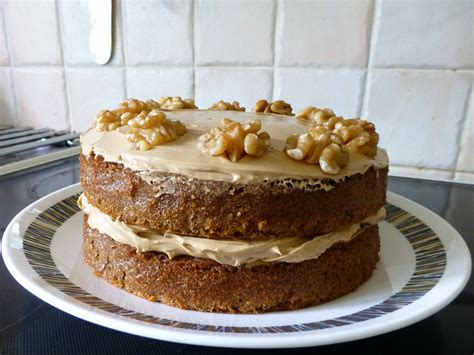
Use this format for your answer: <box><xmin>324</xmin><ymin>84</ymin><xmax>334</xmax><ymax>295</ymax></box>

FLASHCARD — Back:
<box><xmin>78</xmin><ymin>194</ymin><xmax>386</xmax><ymax>267</ymax></box>
<box><xmin>80</xmin><ymin>110</ymin><xmax>388</xmax><ymax>188</ymax></box>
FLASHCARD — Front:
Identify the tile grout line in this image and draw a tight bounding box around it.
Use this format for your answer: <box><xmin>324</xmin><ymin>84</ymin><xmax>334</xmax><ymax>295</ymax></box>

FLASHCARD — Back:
<box><xmin>359</xmin><ymin>0</ymin><xmax>378</xmax><ymax>118</ymax></box>
<box><xmin>388</xmin><ymin>171</ymin><xmax>470</xmax><ymax>185</ymax></box>
<box><xmin>1</xmin><ymin>0</ymin><xmax>19</xmax><ymax>127</ymax></box>
<box><xmin>453</xmin><ymin>80</ymin><xmax>472</xmax><ymax>174</ymax></box>
<box><xmin>192</xmin><ymin>0</ymin><xmax>196</xmax><ymax>100</ymax></box>
<box><xmin>388</xmin><ymin>164</ymin><xmax>474</xmax><ymax>184</ymax></box>
<box><xmin>271</xmin><ymin>0</ymin><xmax>279</xmax><ymax>101</ymax></box>
<box><xmin>389</xmin><ymin>164</ymin><xmax>462</xmax><ymax>173</ymax></box>
<box><xmin>1</xmin><ymin>64</ymin><xmax>473</xmax><ymax>71</ymax></box>
<box><xmin>55</xmin><ymin>0</ymin><xmax>72</xmax><ymax>132</ymax></box>
<box><xmin>119</xmin><ymin>0</ymin><xmax>128</xmax><ymax>99</ymax></box>
<box><xmin>0</xmin><ymin>1</ymin><xmax>9</xmax><ymax>66</ymax></box>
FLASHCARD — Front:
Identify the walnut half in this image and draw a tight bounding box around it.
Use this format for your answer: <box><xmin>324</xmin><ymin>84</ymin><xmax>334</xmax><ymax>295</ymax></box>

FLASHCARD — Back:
<box><xmin>208</xmin><ymin>100</ymin><xmax>245</xmax><ymax>111</ymax></box>
<box><xmin>333</xmin><ymin>119</ymin><xmax>379</xmax><ymax>158</ymax></box>
<box><xmin>158</xmin><ymin>96</ymin><xmax>198</xmax><ymax>110</ymax></box>
<box><xmin>125</xmin><ymin>110</ymin><xmax>187</xmax><ymax>151</ymax></box>
<box><xmin>94</xmin><ymin>110</ymin><xmax>121</xmax><ymax>131</ymax></box>
<box><xmin>285</xmin><ymin>108</ymin><xmax>379</xmax><ymax>173</ymax></box>
<box><xmin>253</xmin><ymin>99</ymin><xmax>294</xmax><ymax>116</ymax></box>
<box><xmin>285</xmin><ymin>132</ymin><xmax>349</xmax><ymax>174</ymax></box>
<box><xmin>310</xmin><ymin>115</ymin><xmax>379</xmax><ymax>158</ymax></box>
<box><xmin>198</xmin><ymin>118</ymin><xmax>271</xmax><ymax>162</ymax></box>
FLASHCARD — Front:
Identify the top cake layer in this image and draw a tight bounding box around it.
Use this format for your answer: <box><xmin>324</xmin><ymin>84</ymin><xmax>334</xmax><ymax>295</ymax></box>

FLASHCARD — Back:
<box><xmin>80</xmin><ymin>99</ymin><xmax>388</xmax><ymax>240</ymax></box>
<box><xmin>81</xmin><ymin>109</ymin><xmax>388</xmax><ymax>186</ymax></box>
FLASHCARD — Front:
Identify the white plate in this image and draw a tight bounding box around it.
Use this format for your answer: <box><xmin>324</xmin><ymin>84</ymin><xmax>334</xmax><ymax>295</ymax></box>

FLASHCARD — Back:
<box><xmin>2</xmin><ymin>184</ymin><xmax>471</xmax><ymax>348</ymax></box>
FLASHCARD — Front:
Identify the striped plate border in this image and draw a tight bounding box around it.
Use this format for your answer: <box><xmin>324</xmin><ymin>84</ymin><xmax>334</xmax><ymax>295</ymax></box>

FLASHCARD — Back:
<box><xmin>22</xmin><ymin>193</ymin><xmax>446</xmax><ymax>334</ymax></box>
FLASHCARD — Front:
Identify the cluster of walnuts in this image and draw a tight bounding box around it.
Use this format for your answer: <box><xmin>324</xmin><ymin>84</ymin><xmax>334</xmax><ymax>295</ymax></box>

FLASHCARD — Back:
<box><xmin>93</xmin><ymin>98</ymin><xmax>379</xmax><ymax>171</ymax></box>
<box><xmin>94</xmin><ymin>99</ymin><xmax>161</xmax><ymax>132</ymax></box>
<box><xmin>125</xmin><ymin>110</ymin><xmax>187</xmax><ymax>151</ymax></box>
<box><xmin>253</xmin><ymin>99</ymin><xmax>293</xmax><ymax>116</ymax></box>
<box><xmin>284</xmin><ymin>107</ymin><xmax>379</xmax><ymax>174</ymax></box>
<box><xmin>94</xmin><ymin>97</ymin><xmax>197</xmax><ymax>132</ymax></box>
<box><xmin>93</xmin><ymin>98</ymin><xmax>188</xmax><ymax>150</ymax></box>
<box><xmin>158</xmin><ymin>96</ymin><xmax>198</xmax><ymax>110</ymax></box>
<box><xmin>198</xmin><ymin>118</ymin><xmax>270</xmax><ymax>162</ymax></box>
<box><xmin>208</xmin><ymin>100</ymin><xmax>245</xmax><ymax>111</ymax></box>
<box><xmin>195</xmin><ymin>105</ymin><xmax>379</xmax><ymax>173</ymax></box>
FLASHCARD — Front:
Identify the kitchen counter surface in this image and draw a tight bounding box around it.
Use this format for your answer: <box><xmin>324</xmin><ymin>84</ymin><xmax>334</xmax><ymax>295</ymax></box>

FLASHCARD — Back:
<box><xmin>0</xmin><ymin>158</ymin><xmax>472</xmax><ymax>354</ymax></box>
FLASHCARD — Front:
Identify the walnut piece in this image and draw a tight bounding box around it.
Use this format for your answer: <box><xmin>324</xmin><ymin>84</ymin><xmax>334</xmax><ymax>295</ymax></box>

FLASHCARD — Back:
<box><xmin>284</xmin><ymin>132</ymin><xmax>349</xmax><ymax>174</ymax></box>
<box><xmin>307</xmin><ymin>113</ymin><xmax>379</xmax><ymax>158</ymax></box>
<box><xmin>94</xmin><ymin>110</ymin><xmax>121</xmax><ymax>131</ymax></box>
<box><xmin>334</xmin><ymin>119</ymin><xmax>378</xmax><ymax>156</ymax></box>
<box><xmin>285</xmin><ymin>111</ymin><xmax>379</xmax><ymax>173</ymax></box>
<box><xmin>208</xmin><ymin>100</ymin><xmax>245</xmax><ymax>111</ymax></box>
<box><xmin>125</xmin><ymin>110</ymin><xmax>187</xmax><ymax>151</ymax></box>
<box><xmin>198</xmin><ymin>118</ymin><xmax>271</xmax><ymax>162</ymax></box>
<box><xmin>158</xmin><ymin>96</ymin><xmax>198</xmax><ymax>110</ymax></box>
<box><xmin>253</xmin><ymin>99</ymin><xmax>294</xmax><ymax>116</ymax></box>
<box><xmin>93</xmin><ymin>98</ymin><xmax>192</xmax><ymax>146</ymax></box>
<box><xmin>116</xmin><ymin>98</ymin><xmax>160</xmax><ymax>114</ymax></box>
<box><xmin>320</xmin><ymin>143</ymin><xmax>350</xmax><ymax>174</ymax></box>
<box><xmin>296</xmin><ymin>106</ymin><xmax>336</xmax><ymax>124</ymax></box>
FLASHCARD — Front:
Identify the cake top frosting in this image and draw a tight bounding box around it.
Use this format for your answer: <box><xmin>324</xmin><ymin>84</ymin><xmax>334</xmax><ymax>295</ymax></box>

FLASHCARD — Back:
<box><xmin>81</xmin><ymin>98</ymin><xmax>388</xmax><ymax>185</ymax></box>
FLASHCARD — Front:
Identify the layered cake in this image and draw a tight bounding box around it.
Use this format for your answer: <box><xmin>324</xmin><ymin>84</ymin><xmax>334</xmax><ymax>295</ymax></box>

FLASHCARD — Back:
<box><xmin>79</xmin><ymin>97</ymin><xmax>388</xmax><ymax>313</ymax></box>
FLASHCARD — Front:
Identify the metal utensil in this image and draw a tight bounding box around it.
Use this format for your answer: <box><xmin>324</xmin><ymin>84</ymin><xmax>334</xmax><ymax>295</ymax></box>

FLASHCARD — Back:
<box><xmin>89</xmin><ymin>0</ymin><xmax>112</xmax><ymax>65</ymax></box>
<box><xmin>0</xmin><ymin>128</ymin><xmax>81</xmax><ymax>176</ymax></box>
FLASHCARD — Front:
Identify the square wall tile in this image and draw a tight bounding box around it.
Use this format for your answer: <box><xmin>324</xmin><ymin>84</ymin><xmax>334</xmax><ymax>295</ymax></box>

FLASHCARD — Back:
<box><xmin>456</xmin><ymin>85</ymin><xmax>473</xmax><ymax>173</ymax></box>
<box><xmin>0</xmin><ymin>68</ymin><xmax>17</xmax><ymax>126</ymax></box>
<box><xmin>274</xmin><ymin>68</ymin><xmax>365</xmax><ymax>116</ymax></box>
<box><xmin>3</xmin><ymin>0</ymin><xmax>62</xmax><ymax>65</ymax></box>
<box><xmin>66</xmin><ymin>68</ymin><xmax>125</xmax><ymax>133</ymax></box>
<box><xmin>59</xmin><ymin>0</ymin><xmax>123</xmax><ymax>65</ymax></box>
<box><xmin>13</xmin><ymin>69</ymin><xmax>68</xmax><ymax>130</ymax></box>
<box><xmin>195</xmin><ymin>0</ymin><xmax>275</xmax><ymax>65</ymax></box>
<box><xmin>122</xmin><ymin>0</ymin><xmax>192</xmax><ymax>65</ymax></box>
<box><xmin>126</xmin><ymin>68</ymin><xmax>193</xmax><ymax>100</ymax></box>
<box><xmin>195</xmin><ymin>68</ymin><xmax>273</xmax><ymax>110</ymax></box>
<box><xmin>371</xmin><ymin>0</ymin><xmax>473</xmax><ymax>69</ymax></box>
<box><xmin>277</xmin><ymin>0</ymin><xmax>373</xmax><ymax>67</ymax></box>
<box><xmin>362</xmin><ymin>70</ymin><xmax>471</xmax><ymax>169</ymax></box>
<box><xmin>0</xmin><ymin>4</ymin><xmax>9</xmax><ymax>65</ymax></box>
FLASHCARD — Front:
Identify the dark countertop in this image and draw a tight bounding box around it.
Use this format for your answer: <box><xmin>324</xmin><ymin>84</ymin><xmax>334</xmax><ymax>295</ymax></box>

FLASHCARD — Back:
<box><xmin>0</xmin><ymin>158</ymin><xmax>472</xmax><ymax>355</ymax></box>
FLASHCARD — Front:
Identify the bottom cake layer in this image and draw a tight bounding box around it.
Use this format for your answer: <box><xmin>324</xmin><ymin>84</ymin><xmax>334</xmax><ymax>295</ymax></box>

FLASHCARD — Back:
<box><xmin>83</xmin><ymin>218</ymin><xmax>380</xmax><ymax>313</ymax></box>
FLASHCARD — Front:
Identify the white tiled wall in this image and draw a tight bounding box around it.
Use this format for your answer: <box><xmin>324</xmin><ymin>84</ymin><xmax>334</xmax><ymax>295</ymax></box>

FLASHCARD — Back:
<box><xmin>58</xmin><ymin>0</ymin><xmax>123</xmax><ymax>66</ymax></box>
<box><xmin>123</xmin><ymin>0</ymin><xmax>193</xmax><ymax>65</ymax></box>
<box><xmin>66</xmin><ymin>67</ymin><xmax>125</xmax><ymax>132</ymax></box>
<box><xmin>195</xmin><ymin>0</ymin><xmax>275</xmax><ymax>65</ymax></box>
<box><xmin>4</xmin><ymin>0</ymin><xmax>63</xmax><ymax>65</ymax></box>
<box><xmin>0</xmin><ymin>0</ymin><xmax>472</xmax><ymax>183</ymax></box>
<box><xmin>13</xmin><ymin>68</ymin><xmax>69</xmax><ymax>130</ymax></box>
<box><xmin>276</xmin><ymin>0</ymin><xmax>372</xmax><ymax>67</ymax></box>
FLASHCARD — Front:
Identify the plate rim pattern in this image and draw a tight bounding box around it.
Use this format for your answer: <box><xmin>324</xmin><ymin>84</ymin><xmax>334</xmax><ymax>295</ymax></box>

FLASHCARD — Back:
<box><xmin>20</xmin><ymin>191</ymin><xmax>446</xmax><ymax>334</ymax></box>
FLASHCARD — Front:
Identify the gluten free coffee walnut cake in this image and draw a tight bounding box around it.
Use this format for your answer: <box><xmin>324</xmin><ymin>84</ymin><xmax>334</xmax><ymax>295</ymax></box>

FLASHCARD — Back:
<box><xmin>79</xmin><ymin>97</ymin><xmax>388</xmax><ymax>313</ymax></box>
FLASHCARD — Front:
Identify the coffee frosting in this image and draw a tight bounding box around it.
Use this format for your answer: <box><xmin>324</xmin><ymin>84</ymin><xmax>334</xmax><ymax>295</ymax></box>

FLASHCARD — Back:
<box><xmin>79</xmin><ymin>194</ymin><xmax>386</xmax><ymax>267</ymax></box>
<box><xmin>80</xmin><ymin>110</ymin><xmax>388</xmax><ymax>186</ymax></box>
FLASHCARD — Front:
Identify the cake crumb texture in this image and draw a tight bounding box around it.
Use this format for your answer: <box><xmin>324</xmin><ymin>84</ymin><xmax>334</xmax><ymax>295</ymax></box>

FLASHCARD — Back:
<box><xmin>80</xmin><ymin>154</ymin><xmax>387</xmax><ymax>240</ymax></box>
<box><xmin>83</xmin><ymin>218</ymin><xmax>380</xmax><ymax>314</ymax></box>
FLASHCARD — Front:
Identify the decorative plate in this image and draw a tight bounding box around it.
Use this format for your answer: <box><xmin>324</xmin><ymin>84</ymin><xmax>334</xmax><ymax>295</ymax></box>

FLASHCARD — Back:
<box><xmin>2</xmin><ymin>184</ymin><xmax>471</xmax><ymax>348</ymax></box>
